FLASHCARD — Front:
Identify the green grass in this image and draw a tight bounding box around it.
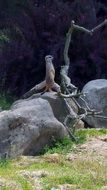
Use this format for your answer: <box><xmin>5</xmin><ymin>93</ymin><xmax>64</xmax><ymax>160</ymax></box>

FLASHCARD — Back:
<box><xmin>0</xmin><ymin>129</ymin><xmax>107</xmax><ymax>190</ymax></box>
<box><xmin>28</xmin><ymin>156</ymin><xmax>107</xmax><ymax>190</ymax></box>
<box><xmin>43</xmin><ymin>128</ymin><xmax>107</xmax><ymax>155</ymax></box>
<box><xmin>1</xmin><ymin>188</ymin><xmax>12</xmax><ymax>190</ymax></box>
<box><xmin>77</xmin><ymin>128</ymin><xmax>107</xmax><ymax>138</ymax></box>
<box><xmin>15</xmin><ymin>176</ymin><xmax>33</xmax><ymax>190</ymax></box>
<box><xmin>43</xmin><ymin>136</ymin><xmax>74</xmax><ymax>154</ymax></box>
<box><xmin>0</xmin><ymin>93</ymin><xmax>14</xmax><ymax>110</ymax></box>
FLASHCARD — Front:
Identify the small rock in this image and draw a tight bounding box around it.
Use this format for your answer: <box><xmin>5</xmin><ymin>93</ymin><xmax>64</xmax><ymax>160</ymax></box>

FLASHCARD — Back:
<box><xmin>44</xmin><ymin>153</ymin><xmax>61</xmax><ymax>163</ymax></box>
<box><xmin>19</xmin><ymin>170</ymin><xmax>49</xmax><ymax>179</ymax></box>
<box><xmin>51</xmin><ymin>188</ymin><xmax>59</xmax><ymax>190</ymax></box>
<box><xmin>75</xmin><ymin>120</ymin><xmax>84</xmax><ymax>129</ymax></box>
<box><xmin>66</xmin><ymin>154</ymin><xmax>77</xmax><ymax>161</ymax></box>
<box><xmin>58</xmin><ymin>184</ymin><xmax>77</xmax><ymax>190</ymax></box>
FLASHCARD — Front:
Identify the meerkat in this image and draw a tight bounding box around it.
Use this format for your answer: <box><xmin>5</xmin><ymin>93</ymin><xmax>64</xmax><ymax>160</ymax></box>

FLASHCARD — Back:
<box><xmin>44</xmin><ymin>55</ymin><xmax>55</xmax><ymax>92</ymax></box>
<box><xmin>22</xmin><ymin>55</ymin><xmax>61</xmax><ymax>98</ymax></box>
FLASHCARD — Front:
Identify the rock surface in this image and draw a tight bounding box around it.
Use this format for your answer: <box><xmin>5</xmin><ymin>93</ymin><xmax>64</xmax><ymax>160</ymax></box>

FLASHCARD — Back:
<box><xmin>80</xmin><ymin>79</ymin><xmax>107</xmax><ymax>128</ymax></box>
<box><xmin>0</xmin><ymin>92</ymin><xmax>80</xmax><ymax>158</ymax></box>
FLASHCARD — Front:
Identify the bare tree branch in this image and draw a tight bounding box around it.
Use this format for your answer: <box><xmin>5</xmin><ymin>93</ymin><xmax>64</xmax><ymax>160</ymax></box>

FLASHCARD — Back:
<box><xmin>22</xmin><ymin>80</ymin><xmax>46</xmax><ymax>98</ymax></box>
<box><xmin>61</xmin><ymin>19</ymin><xmax>107</xmax><ymax>94</ymax></box>
<box><xmin>60</xmin><ymin>19</ymin><xmax>107</xmax><ymax>140</ymax></box>
<box><xmin>91</xmin><ymin>19</ymin><xmax>107</xmax><ymax>33</ymax></box>
<box><xmin>59</xmin><ymin>92</ymin><xmax>83</xmax><ymax>98</ymax></box>
<box><xmin>74</xmin><ymin>23</ymin><xmax>92</xmax><ymax>34</ymax></box>
<box><xmin>22</xmin><ymin>19</ymin><xmax>107</xmax><ymax>141</ymax></box>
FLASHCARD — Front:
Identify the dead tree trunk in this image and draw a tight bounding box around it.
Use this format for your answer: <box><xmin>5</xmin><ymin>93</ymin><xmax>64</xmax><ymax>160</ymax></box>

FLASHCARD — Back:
<box><xmin>61</xmin><ymin>19</ymin><xmax>107</xmax><ymax>95</ymax></box>
<box><xmin>22</xmin><ymin>20</ymin><xmax>107</xmax><ymax>141</ymax></box>
<box><xmin>60</xmin><ymin>19</ymin><xmax>107</xmax><ymax>141</ymax></box>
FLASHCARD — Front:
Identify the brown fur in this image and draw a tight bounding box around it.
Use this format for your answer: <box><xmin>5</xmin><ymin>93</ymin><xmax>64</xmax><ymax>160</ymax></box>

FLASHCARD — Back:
<box><xmin>44</xmin><ymin>55</ymin><xmax>55</xmax><ymax>92</ymax></box>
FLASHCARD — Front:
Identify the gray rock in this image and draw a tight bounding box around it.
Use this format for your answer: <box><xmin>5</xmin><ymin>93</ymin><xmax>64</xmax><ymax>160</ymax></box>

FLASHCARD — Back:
<box><xmin>80</xmin><ymin>79</ymin><xmax>107</xmax><ymax>128</ymax></box>
<box><xmin>0</xmin><ymin>92</ymin><xmax>78</xmax><ymax>158</ymax></box>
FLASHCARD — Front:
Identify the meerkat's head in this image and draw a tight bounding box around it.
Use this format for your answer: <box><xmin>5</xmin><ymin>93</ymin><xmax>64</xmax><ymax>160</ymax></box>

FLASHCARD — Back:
<box><xmin>45</xmin><ymin>55</ymin><xmax>53</xmax><ymax>62</ymax></box>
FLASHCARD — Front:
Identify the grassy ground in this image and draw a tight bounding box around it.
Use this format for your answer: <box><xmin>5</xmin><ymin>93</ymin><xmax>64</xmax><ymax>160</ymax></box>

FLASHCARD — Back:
<box><xmin>0</xmin><ymin>129</ymin><xmax>107</xmax><ymax>190</ymax></box>
<box><xmin>0</xmin><ymin>93</ymin><xmax>14</xmax><ymax>110</ymax></box>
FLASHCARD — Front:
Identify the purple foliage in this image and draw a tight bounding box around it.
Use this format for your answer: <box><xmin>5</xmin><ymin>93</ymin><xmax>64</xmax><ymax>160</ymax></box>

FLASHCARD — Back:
<box><xmin>0</xmin><ymin>0</ymin><xmax>107</xmax><ymax>96</ymax></box>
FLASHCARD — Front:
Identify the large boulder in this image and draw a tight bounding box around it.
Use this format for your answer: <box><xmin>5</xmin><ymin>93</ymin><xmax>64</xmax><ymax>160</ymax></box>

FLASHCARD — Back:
<box><xmin>0</xmin><ymin>92</ymin><xmax>79</xmax><ymax>159</ymax></box>
<box><xmin>80</xmin><ymin>79</ymin><xmax>107</xmax><ymax>128</ymax></box>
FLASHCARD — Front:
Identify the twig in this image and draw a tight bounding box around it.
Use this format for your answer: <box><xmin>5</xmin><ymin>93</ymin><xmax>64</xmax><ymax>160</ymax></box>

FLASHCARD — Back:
<box><xmin>63</xmin><ymin>97</ymin><xmax>78</xmax><ymax>141</ymax></box>
<box><xmin>59</xmin><ymin>92</ymin><xmax>83</xmax><ymax>98</ymax></box>
<box><xmin>91</xmin><ymin>19</ymin><xmax>107</xmax><ymax>33</ymax></box>
<box><xmin>91</xmin><ymin>115</ymin><xmax>107</xmax><ymax>119</ymax></box>
<box><xmin>79</xmin><ymin>96</ymin><xmax>93</xmax><ymax>111</ymax></box>
<box><xmin>22</xmin><ymin>80</ymin><xmax>46</xmax><ymax>98</ymax></box>
<box><xmin>74</xmin><ymin>23</ymin><xmax>92</xmax><ymax>34</ymax></box>
<box><xmin>64</xmin><ymin>122</ymin><xmax>77</xmax><ymax>142</ymax></box>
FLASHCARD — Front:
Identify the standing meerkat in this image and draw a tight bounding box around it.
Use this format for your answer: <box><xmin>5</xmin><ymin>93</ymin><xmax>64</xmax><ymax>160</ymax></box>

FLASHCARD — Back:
<box><xmin>45</xmin><ymin>55</ymin><xmax>55</xmax><ymax>92</ymax></box>
<box><xmin>22</xmin><ymin>55</ymin><xmax>61</xmax><ymax>98</ymax></box>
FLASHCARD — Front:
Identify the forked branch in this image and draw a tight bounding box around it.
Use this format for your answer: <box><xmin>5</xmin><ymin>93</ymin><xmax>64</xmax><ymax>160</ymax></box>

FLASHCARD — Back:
<box><xmin>61</xmin><ymin>19</ymin><xmax>107</xmax><ymax>94</ymax></box>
